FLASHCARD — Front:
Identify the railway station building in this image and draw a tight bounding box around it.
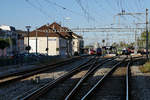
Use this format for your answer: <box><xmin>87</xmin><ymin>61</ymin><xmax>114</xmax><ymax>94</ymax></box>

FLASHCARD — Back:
<box><xmin>24</xmin><ymin>22</ymin><xmax>84</xmax><ymax>56</ymax></box>
<box><xmin>24</xmin><ymin>24</ymin><xmax>67</xmax><ymax>56</ymax></box>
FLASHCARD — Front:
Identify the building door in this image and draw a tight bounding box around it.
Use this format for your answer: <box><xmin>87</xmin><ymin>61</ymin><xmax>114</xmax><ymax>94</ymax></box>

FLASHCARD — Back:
<box><xmin>29</xmin><ymin>39</ymin><xmax>36</xmax><ymax>53</ymax></box>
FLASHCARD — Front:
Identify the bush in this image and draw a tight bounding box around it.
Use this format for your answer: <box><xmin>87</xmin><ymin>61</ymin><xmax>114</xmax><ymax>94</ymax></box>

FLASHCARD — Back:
<box><xmin>140</xmin><ymin>61</ymin><xmax>150</xmax><ymax>73</ymax></box>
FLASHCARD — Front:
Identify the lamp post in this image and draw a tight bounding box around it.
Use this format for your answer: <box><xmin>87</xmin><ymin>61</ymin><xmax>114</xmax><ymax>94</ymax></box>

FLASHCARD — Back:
<box><xmin>46</xmin><ymin>30</ymin><xmax>49</xmax><ymax>56</ymax></box>
<box><xmin>25</xmin><ymin>26</ymin><xmax>31</xmax><ymax>54</ymax></box>
<box><xmin>64</xmin><ymin>17</ymin><xmax>72</xmax><ymax>56</ymax></box>
<box><xmin>36</xmin><ymin>28</ymin><xmax>38</xmax><ymax>55</ymax></box>
<box><xmin>45</xmin><ymin>24</ymin><xmax>49</xmax><ymax>56</ymax></box>
<box><xmin>146</xmin><ymin>8</ymin><xmax>149</xmax><ymax>60</ymax></box>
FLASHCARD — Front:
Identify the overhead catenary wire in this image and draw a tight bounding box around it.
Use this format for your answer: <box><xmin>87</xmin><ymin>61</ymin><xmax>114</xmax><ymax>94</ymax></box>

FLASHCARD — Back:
<box><xmin>138</xmin><ymin>0</ymin><xmax>144</xmax><ymax>9</ymax></box>
<box><xmin>115</xmin><ymin>0</ymin><xmax>146</xmax><ymax>28</ymax></box>
<box><xmin>106</xmin><ymin>0</ymin><xmax>119</xmax><ymax>12</ymax></box>
<box><xmin>119</xmin><ymin>0</ymin><xmax>124</xmax><ymax>11</ymax></box>
<box><xmin>75</xmin><ymin>0</ymin><xmax>96</xmax><ymax>22</ymax></box>
<box><xmin>135</xmin><ymin>0</ymin><xmax>142</xmax><ymax>11</ymax></box>
<box><xmin>44</xmin><ymin>0</ymin><xmax>97</xmax><ymax>23</ymax></box>
<box><xmin>93</xmin><ymin>0</ymin><xmax>110</xmax><ymax>18</ymax></box>
<box><xmin>92</xmin><ymin>0</ymin><xmax>118</xmax><ymax>24</ymax></box>
<box><xmin>36</xmin><ymin>0</ymin><xmax>43</xmax><ymax>8</ymax></box>
<box><xmin>25</xmin><ymin>0</ymin><xmax>53</xmax><ymax>19</ymax></box>
<box><xmin>25</xmin><ymin>0</ymin><xmax>145</xmax><ymax>45</ymax></box>
<box><xmin>44</xmin><ymin>0</ymin><xmax>83</xmax><ymax>16</ymax></box>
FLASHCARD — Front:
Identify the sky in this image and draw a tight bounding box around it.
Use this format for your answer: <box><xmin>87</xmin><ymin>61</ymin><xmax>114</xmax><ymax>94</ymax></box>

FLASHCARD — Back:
<box><xmin>0</xmin><ymin>0</ymin><xmax>150</xmax><ymax>45</ymax></box>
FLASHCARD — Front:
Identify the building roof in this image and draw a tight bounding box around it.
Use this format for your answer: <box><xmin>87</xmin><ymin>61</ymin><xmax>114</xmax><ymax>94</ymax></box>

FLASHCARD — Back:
<box><xmin>0</xmin><ymin>25</ymin><xmax>15</xmax><ymax>31</ymax></box>
<box><xmin>72</xmin><ymin>32</ymin><xmax>83</xmax><ymax>39</ymax></box>
<box><xmin>26</xmin><ymin>24</ymin><xmax>66</xmax><ymax>39</ymax></box>
<box><xmin>49</xmin><ymin>22</ymin><xmax>74</xmax><ymax>39</ymax></box>
<box><xmin>24</xmin><ymin>22</ymin><xmax>81</xmax><ymax>40</ymax></box>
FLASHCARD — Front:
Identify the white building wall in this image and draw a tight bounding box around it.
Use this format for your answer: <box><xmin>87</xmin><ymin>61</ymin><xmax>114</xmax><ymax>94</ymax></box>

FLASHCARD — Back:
<box><xmin>29</xmin><ymin>39</ymin><xmax>37</xmax><ymax>52</ymax></box>
<box><xmin>24</xmin><ymin>37</ymin><xmax>67</xmax><ymax>56</ymax></box>
<box><xmin>72</xmin><ymin>38</ymin><xmax>84</xmax><ymax>54</ymax></box>
<box><xmin>59</xmin><ymin>38</ymin><xmax>67</xmax><ymax>57</ymax></box>
<box><xmin>48</xmin><ymin>37</ymin><xmax>58</xmax><ymax>55</ymax></box>
<box><xmin>73</xmin><ymin>39</ymin><xmax>79</xmax><ymax>53</ymax></box>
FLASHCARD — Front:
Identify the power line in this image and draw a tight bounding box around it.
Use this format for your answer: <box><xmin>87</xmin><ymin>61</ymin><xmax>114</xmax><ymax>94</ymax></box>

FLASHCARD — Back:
<box><xmin>25</xmin><ymin>0</ymin><xmax>52</xmax><ymax>19</ymax></box>
<box><xmin>93</xmin><ymin>0</ymin><xmax>115</xmax><ymax>19</ymax></box>
<box><xmin>44</xmin><ymin>0</ymin><xmax>81</xmax><ymax>15</ymax></box>
<box><xmin>105</xmin><ymin>0</ymin><xmax>119</xmax><ymax>11</ymax></box>
<box><xmin>119</xmin><ymin>0</ymin><xmax>124</xmax><ymax>10</ymax></box>
<box><xmin>44</xmin><ymin>0</ymin><xmax>97</xmax><ymax>22</ymax></box>
<box><xmin>75</xmin><ymin>0</ymin><xmax>96</xmax><ymax>22</ymax></box>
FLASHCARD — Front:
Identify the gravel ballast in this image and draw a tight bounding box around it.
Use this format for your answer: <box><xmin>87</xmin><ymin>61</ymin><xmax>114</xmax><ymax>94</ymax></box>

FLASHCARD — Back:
<box><xmin>0</xmin><ymin>57</ymin><xmax>91</xmax><ymax>100</ymax></box>
<box><xmin>131</xmin><ymin>59</ymin><xmax>150</xmax><ymax>100</ymax></box>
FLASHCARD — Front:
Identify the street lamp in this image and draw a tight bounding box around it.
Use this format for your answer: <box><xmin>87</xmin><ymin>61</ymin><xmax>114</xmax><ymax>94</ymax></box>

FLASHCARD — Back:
<box><xmin>25</xmin><ymin>26</ymin><xmax>31</xmax><ymax>54</ymax></box>
<box><xmin>45</xmin><ymin>30</ymin><xmax>49</xmax><ymax>56</ymax></box>
<box><xmin>45</xmin><ymin>24</ymin><xmax>49</xmax><ymax>56</ymax></box>
<box><xmin>35</xmin><ymin>27</ymin><xmax>38</xmax><ymax>55</ymax></box>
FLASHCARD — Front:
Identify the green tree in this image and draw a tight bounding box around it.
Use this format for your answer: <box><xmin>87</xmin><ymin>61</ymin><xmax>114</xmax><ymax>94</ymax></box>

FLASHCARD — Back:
<box><xmin>119</xmin><ymin>41</ymin><xmax>127</xmax><ymax>48</ymax></box>
<box><xmin>112</xmin><ymin>42</ymin><xmax>119</xmax><ymax>47</ymax></box>
<box><xmin>0</xmin><ymin>38</ymin><xmax>10</xmax><ymax>57</ymax></box>
<box><xmin>138</xmin><ymin>31</ymin><xmax>150</xmax><ymax>48</ymax></box>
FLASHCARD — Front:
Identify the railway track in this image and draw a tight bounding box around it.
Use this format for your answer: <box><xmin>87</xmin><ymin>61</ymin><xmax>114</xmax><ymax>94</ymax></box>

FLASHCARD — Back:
<box><xmin>0</xmin><ymin>55</ymin><xmax>89</xmax><ymax>86</ymax></box>
<box><xmin>11</xmin><ymin>56</ymin><xmax>95</xmax><ymax>100</ymax></box>
<box><xmin>64</xmin><ymin>56</ymin><xmax>125</xmax><ymax>100</ymax></box>
<box><xmin>80</xmin><ymin>57</ymin><xmax>132</xmax><ymax>100</ymax></box>
<box><xmin>2</xmin><ymin>55</ymin><xmax>144</xmax><ymax>100</ymax></box>
<box><xmin>15</xmin><ymin>56</ymin><xmax>118</xmax><ymax>100</ymax></box>
<box><xmin>126</xmin><ymin>58</ymin><xmax>132</xmax><ymax>100</ymax></box>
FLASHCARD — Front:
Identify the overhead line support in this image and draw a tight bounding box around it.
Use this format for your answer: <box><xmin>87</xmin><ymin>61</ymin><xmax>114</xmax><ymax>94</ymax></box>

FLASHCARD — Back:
<box><xmin>146</xmin><ymin>8</ymin><xmax>149</xmax><ymax>60</ymax></box>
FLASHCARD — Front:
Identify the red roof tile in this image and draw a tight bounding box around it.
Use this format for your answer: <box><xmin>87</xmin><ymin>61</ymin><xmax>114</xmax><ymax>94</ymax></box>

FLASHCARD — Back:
<box><xmin>24</xmin><ymin>22</ymin><xmax>81</xmax><ymax>40</ymax></box>
<box><xmin>25</xmin><ymin>24</ymin><xmax>66</xmax><ymax>39</ymax></box>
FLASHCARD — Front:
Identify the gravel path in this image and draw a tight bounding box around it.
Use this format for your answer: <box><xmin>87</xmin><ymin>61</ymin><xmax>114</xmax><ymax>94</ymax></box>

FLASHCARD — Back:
<box><xmin>0</xmin><ymin>57</ymin><xmax>91</xmax><ymax>100</ymax></box>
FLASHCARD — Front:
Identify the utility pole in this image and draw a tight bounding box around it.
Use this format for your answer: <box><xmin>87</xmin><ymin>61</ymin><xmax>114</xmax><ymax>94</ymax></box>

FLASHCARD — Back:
<box><xmin>134</xmin><ymin>23</ymin><xmax>138</xmax><ymax>54</ymax></box>
<box><xmin>106</xmin><ymin>32</ymin><xmax>109</xmax><ymax>46</ymax></box>
<box><xmin>45</xmin><ymin>24</ymin><xmax>49</xmax><ymax>56</ymax></box>
<box><xmin>114</xmin><ymin>10</ymin><xmax>149</xmax><ymax>58</ymax></box>
<box><xmin>146</xmin><ymin>8</ymin><xmax>149</xmax><ymax>60</ymax></box>
<box><xmin>25</xmin><ymin>26</ymin><xmax>31</xmax><ymax>55</ymax></box>
<box><xmin>46</xmin><ymin>30</ymin><xmax>49</xmax><ymax>56</ymax></box>
<box><xmin>36</xmin><ymin>28</ymin><xmax>38</xmax><ymax>55</ymax></box>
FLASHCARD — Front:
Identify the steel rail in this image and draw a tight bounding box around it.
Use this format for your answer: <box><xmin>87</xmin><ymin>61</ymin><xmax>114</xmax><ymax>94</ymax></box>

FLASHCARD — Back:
<box><xmin>18</xmin><ymin>56</ymin><xmax>96</xmax><ymax>100</ymax></box>
<box><xmin>81</xmin><ymin>58</ymin><xmax>126</xmax><ymax>100</ymax></box>
<box><xmin>126</xmin><ymin>57</ymin><xmax>132</xmax><ymax>100</ymax></box>
<box><xmin>64</xmin><ymin>57</ymin><xmax>116</xmax><ymax>100</ymax></box>
<box><xmin>0</xmin><ymin>56</ymin><xmax>91</xmax><ymax>86</ymax></box>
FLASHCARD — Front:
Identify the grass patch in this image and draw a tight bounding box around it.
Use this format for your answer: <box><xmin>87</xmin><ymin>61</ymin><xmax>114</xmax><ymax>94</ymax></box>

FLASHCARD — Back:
<box><xmin>140</xmin><ymin>61</ymin><xmax>150</xmax><ymax>73</ymax></box>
